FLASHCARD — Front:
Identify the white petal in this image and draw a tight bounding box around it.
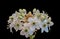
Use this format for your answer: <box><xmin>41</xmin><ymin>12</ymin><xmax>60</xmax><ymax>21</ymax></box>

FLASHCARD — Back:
<box><xmin>36</xmin><ymin>9</ymin><xmax>40</xmax><ymax>13</ymax></box>
<box><xmin>43</xmin><ymin>19</ymin><xmax>47</xmax><ymax>23</ymax></box>
<box><xmin>25</xmin><ymin>34</ymin><xmax>29</xmax><ymax>38</ymax></box>
<box><xmin>50</xmin><ymin>22</ymin><xmax>54</xmax><ymax>26</ymax></box>
<box><xmin>20</xmin><ymin>31</ymin><xmax>25</xmax><ymax>35</ymax></box>
<box><xmin>36</xmin><ymin>26</ymin><xmax>40</xmax><ymax>30</ymax></box>
<box><xmin>10</xmin><ymin>27</ymin><xmax>13</xmax><ymax>33</ymax></box>
<box><xmin>30</xmin><ymin>26</ymin><xmax>35</xmax><ymax>31</ymax></box>
<box><xmin>28</xmin><ymin>30</ymin><xmax>33</xmax><ymax>35</ymax></box>
<box><xmin>23</xmin><ymin>9</ymin><xmax>26</xmax><ymax>14</ymax></box>
<box><xmin>39</xmin><ymin>23</ymin><xmax>43</xmax><ymax>28</ymax></box>
<box><xmin>44</xmin><ymin>27</ymin><xmax>49</xmax><ymax>32</ymax></box>
<box><xmin>14</xmin><ymin>26</ymin><xmax>19</xmax><ymax>32</ymax></box>
<box><xmin>19</xmin><ymin>26</ymin><xmax>23</xmax><ymax>30</ymax></box>
<box><xmin>49</xmin><ymin>26</ymin><xmax>50</xmax><ymax>30</ymax></box>
<box><xmin>41</xmin><ymin>28</ymin><xmax>44</xmax><ymax>33</ymax></box>
<box><xmin>33</xmin><ymin>8</ymin><xmax>36</xmax><ymax>13</ymax></box>
<box><xmin>19</xmin><ymin>9</ymin><xmax>22</xmax><ymax>13</ymax></box>
<box><xmin>42</xmin><ymin>11</ymin><xmax>45</xmax><ymax>14</ymax></box>
<box><xmin>8</xmin><ymin>19</ymin><xmax>13</xmax><ymax>23</ymax></box>
<box><xmin>10</xmin><ymin>23</ymin><xmax>14</xmax><ymax>28</ymax></box>
<box><xmin>28</xmin><ymin>17</ymin><xmax>33</xmax><ymax>22</ymax></box>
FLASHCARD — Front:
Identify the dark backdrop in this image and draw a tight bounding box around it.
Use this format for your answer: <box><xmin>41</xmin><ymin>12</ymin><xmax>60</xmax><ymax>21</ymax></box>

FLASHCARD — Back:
<box><xmin>0</xmin><ymin>0</ymin><xmax>59</xmax><ymax>39</ymax></box>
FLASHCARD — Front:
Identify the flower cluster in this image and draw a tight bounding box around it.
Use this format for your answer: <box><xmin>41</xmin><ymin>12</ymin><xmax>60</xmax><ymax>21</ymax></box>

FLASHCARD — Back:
<box><xmin>7</xmin><ymin>8</ymin><xmax>54</xmax><ymax>39</ymax></box>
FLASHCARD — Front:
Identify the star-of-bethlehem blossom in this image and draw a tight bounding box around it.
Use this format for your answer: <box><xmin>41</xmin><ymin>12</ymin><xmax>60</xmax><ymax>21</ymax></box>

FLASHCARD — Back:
<box><xmin>7</xmin><ymin>8</ymin><xmax>54</xmax><ymax>39</ymax></box>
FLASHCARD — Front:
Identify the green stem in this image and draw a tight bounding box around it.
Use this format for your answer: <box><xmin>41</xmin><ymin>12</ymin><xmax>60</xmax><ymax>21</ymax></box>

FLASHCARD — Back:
<box><xmin>29</xmin><ymin>35</ymin><xmax>35</xmax><ymax>39</ymax></box>
<box><xmin>29</xmin><ymin>31</ymin><xmax>36</xmax><ymax>39</ymax></box>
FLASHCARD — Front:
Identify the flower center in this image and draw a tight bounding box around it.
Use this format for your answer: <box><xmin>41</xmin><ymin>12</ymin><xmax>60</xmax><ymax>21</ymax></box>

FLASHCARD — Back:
<box><xmin>16</xmin><ymin>24</ymin><xmax>19</xmax><ymax>27</ymax></box>
<box><xmin>47</xmin><ymin>22</ymin><xmax>50</xmax><ymax>24</ymax></box>
<box><xmin>43</xmin><ymin>24</ymin><xmax>46</xmax><ymax>27</ymax></box>
<box><xmin>25</xmin><ymin>29</ymin><xmax>28</xmax><ymax>32</ymax></box>
<box><xmin>32</xmin><ymin>22</ymin><xmax>36</xmax><ymax>25</ymax></box>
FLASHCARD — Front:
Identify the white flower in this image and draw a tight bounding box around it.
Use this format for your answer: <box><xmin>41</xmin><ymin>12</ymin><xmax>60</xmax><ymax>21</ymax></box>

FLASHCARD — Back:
<box><xmin>20</xmin><ymin>29</ymin><xmax>30</xmax><ymax>38</ymax></box>
<box><xmin>40</xmin><ymin>17</ymin><xmax>54</xmax><ymax>33</ymax></box>
<box><xmin>12</xmin><ymin>11</ymin><xmax>20</xmax><ymax>18</ymax></box>
<box><xmin>24</xmin><ymin>23</ymin><xmax>35</xmax><ymax>35</ymax></box>
<box><xmin>9</xmin><ymin>22</ymin><xmax>15</xmax><ymax>32</ymax></box>
<box><xmin>47</xmin><ymin>17</ymin><xmax>54</xmax><ymax>30</ymax></box>
<box><xmin>28</xmin><ymin>17</ymin><xmax>41</xmax><ymax>30</ymax></box>
<box><xmin>23</xmin><ymin>9</ymin><xmax>26</xmax><ymax>14</ymax></box>
<box><xmin>8</xmin><ymin>15</ymin><xmax>24</xmax><ymax>32</ymax></box>
<box><xmin>36</xmin><ymin>9</ymin><xmax>40</xmax><ymax>13</ymax></box>
<box><xmin>8</xmin><ymin>11</ymin><xmax>21</xmax><ymax>23</ymax></box>
<box><xmin>39</xmin><ymin>18</ymin><xmax>49</xmax><ymax>33</ymax></box>
<box><xmin>33</xmin><ymin>8</ymin><xmax>36</xmax><ymax>13</ymax></box>
<box><xmin>48</xmin><ymin>22</ymin><xmax>54</xmax><ymax>30</ymax></box>
<box><xmin>19</xmin><ymin>9</ymin><xmax>22</xmax><ymax>13</ymax></box>
<box><xmin>19</xmin><ymin>9</ymin><xmax>26</xmax><ymax>14</ymax></box>
<box><xmin>8</xmin><ymin>18</ymin><xmax>13</xmax><ymax>23</ymax></box>
<box><xmin>14</xmin><ymin>18</ymin><xmax>24</xmax><ymax>31</ymax></box>
<box><xmin>20</xmin><ymin>23</ymin><xmax>35</xmax><ymax>38</ymax></box>
<box><xmin>41</xmin><ymin>23</ymin><xmax>49</xmax><ymax>33</ymax></box>
<box><xmin>8</xmin><ymin>11</ymin><xmax>26</xmax><ymax>32</ymax></box>
<box><xmin>7</xmin><ymin>8</ymin><xmax>54</xmax><ymax>38</ymax></box>
<box><xmin>33</xmin><ymin>9</ymin><xmax>40</xmax><ymax>17</ymax></box>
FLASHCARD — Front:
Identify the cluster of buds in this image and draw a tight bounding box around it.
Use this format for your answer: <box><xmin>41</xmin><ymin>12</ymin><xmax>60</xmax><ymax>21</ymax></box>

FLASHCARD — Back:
<box><xmin>7</xmin><ymin>8</ymin><xmax>54</xmax><ymax>39</ymax></box>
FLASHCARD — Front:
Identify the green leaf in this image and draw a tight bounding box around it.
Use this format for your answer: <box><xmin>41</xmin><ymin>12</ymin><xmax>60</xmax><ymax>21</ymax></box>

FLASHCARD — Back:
<box><xmin>29</xmin><ymin>35</ymin><xmax>35</xmax><ymax>39</ymax></box>
<box><xmin>18</xmin><ymin>16</ymin><xmax>23</xmax><ymax>19</ymax></box>
<box><xmin>21</xmin><ymin>13</ymin><xmax>25</xmax><ymax>16</ymax></box>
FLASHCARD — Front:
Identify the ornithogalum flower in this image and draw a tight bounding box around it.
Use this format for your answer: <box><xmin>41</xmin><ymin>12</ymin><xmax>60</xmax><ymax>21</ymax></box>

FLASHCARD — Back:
<box><xmin>7</xmin><ymin>8</ymin><xmax>54</xmax><ymax>39</ymax></box>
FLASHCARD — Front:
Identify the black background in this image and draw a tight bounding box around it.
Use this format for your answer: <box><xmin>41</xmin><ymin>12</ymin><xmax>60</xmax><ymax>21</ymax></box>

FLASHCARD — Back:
<box><xmin>0</xmin><ymin>0</ymin><xmax>59</xmax><ymax>39</ymax></box>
